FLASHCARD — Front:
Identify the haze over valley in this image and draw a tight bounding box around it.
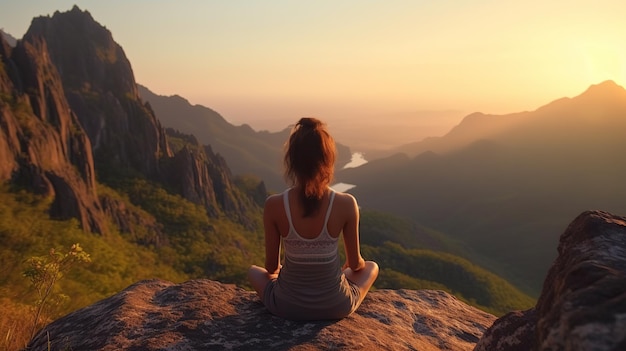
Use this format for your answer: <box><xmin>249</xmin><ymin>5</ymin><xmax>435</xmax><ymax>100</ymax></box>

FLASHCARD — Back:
<box><xmin>142</xmin><ymin>74</ymin><xmax>626</xmax><ymax>296</ymax></box>
<box><xmin>1</xmin><ymin>3</ymin><xmax>626</xmax><ymax>347</ymax></box>
<box><xmin>3</xmin><ymin>1</ymin><xmax>625</xmax><ymax>152</ymax></box>
<box><xmin>336</xmin><ymin>80</ymin><xmax>626</xmax><ymax>294</ymax></box>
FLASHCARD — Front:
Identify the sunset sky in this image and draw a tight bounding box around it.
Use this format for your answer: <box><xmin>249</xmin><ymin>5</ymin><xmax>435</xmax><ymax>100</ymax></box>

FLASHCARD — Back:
<box><xmin>2</xmin><ymin>1</ymin><xmax>625</xmax><ymax>147</ymax></box>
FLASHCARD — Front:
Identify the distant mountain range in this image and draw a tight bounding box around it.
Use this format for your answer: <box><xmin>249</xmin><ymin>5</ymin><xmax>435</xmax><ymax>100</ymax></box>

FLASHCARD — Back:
<box><xmin>138</xmin><ymin>85</ymin><xmax>352</xmax><ymax>193</ymax></box>
<box><xmin>386</xmin><ymin>81</ymin><xmax>626</xmax><ymax>158</ymax></box>
<box><xmin>337</xmin><ymin>80</ymin><xmax>626</xmax><ymax>295</ymax></box>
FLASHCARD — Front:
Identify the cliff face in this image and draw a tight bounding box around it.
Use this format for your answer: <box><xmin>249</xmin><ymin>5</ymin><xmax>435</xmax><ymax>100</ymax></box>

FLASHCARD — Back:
<box><xmin>24</xmin><ymin>5</ymin><xmax>171</xmax><ymax>178</ymax></box>
<box><xmin>1</xmin><ymin>6</ymin><xmax>263</xmax><ymax>234</ymax></box>
<box><xmin>0</xmin><ymin>33</ymin><xmax>106</xmax><ymax>233</ymax></box>
<box><xmin>165</xmin><ymin>129</ymin><xmax>262</xmax><ymax>226</ymax></box>
<box><xmin>0</xmin><ymin>39</ymin><xmax>19</xmax><ymax>181</ymax></box>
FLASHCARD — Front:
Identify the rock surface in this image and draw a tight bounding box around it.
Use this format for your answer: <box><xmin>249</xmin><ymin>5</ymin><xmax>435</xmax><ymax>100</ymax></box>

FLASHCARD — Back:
<box><xmin>27</xmin><ymin>279</ymin><xmax>495</xmax><ymax>351</ymax></box>
<box><xmin>474</xmin><ymin>210</ymin><xmax>626</xmax><ymax>351</ymax></box>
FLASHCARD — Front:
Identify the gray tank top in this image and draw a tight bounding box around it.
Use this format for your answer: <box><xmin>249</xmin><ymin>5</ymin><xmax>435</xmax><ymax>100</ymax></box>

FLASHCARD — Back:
<box><xmin>282</xmin><ymin>189</ymin><xmax>338</xmax><ymax>264</ymax></box>
<box><xmin>261</xmin><ymin>188</ymin><xmax>361</xmax><ymax>320</ymax></box>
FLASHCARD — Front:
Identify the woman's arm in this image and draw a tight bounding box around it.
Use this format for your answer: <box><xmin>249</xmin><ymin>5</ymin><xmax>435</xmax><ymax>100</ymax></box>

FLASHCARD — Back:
<box><xmin>264</xmin><ymin>195</ymin><xmax>282</xmax><ymax>275</ymax></box>
<box><xmin>342</xmin><ymin>194</ymin><xmax>366</xmax><ymax>272</ymax></box>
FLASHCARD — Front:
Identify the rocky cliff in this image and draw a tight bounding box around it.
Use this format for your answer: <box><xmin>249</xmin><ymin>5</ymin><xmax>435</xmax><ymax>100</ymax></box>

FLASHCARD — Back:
<box><xmin>24</xmin><ymin>5</ymin><xmax>171</xmax><ymax>179</ymax></box>
<box><xmin>0</xmin><ymin>6</ymin><xmax>264</xmax><ymax>234</ymax></box>
<box><xmin>0</xmin><ymin>30</ymin><xmax>107</xmax><ymax>233</ymax></box>
<box><xmin>27</xmin><ymin>210</ymin><xmax>626</xmax><ymax>350</ymax></box>
<box><xmin>475</xmin><ymin>210</ymin><xmax>626</xmax><ymax>351</ymax></box>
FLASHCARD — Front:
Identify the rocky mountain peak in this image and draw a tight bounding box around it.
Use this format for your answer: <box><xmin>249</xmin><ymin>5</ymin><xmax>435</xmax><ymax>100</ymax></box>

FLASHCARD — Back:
<box><xmin>23</xmin><ymin>6</ymin><xmax>170</xmax><ymax>178</ymax></box>
<box><xmin>26</xmin><ymin>6</ymin><xmax>137</xmax><ymax>98</ymax></box>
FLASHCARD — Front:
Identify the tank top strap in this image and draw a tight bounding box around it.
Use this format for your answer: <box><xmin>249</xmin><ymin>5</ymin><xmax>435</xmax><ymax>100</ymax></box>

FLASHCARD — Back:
<box><xmin>283</xmin><ymin>188</ymin><xmax>335</xmax><ymax>233</ymax></box>
<box><xmin>283</xmin><ymin>189</ymin><xmax>295</xmax><ymax>231</ymax></box>
<box><xmin>323</xmin><ymin>190</ymin><xmax>336</xmax><ymax>227</ymax></box>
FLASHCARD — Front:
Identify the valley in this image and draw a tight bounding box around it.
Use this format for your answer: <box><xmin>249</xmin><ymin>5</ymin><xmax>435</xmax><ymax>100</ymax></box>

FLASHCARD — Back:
<box><xmin>3</xmin><ymin>6</ymin><xmax>626</xmax><ymax>348</ymax></box>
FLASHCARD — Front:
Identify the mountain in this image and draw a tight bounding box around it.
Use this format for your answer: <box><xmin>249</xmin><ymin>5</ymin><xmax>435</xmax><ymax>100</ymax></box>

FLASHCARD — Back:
<box><xmin>389</xmin><ymin>80</ymin><xmax>626</xmax><ymax>158</ymax></box>
<box><xmin>19</xmin><ymin>6</ymin><xmax>261</xmax><ymax>226</ymax></box>
<box><xmin>24</xmin><ymin>7</ymin><xmax>169</xmax><ymax>179</ymax></box>
<box><xmin>336</xmin><ymin>80</ymin><xmax>626</xmax><ymax>295</ymax></box>
<box><xmin>1</xmin><ymin>18</ymin><xmax>107</xmax><ymax>234</ymax></box>
<box><xmin>1</xmin><ymin>8</ymin><xmax>269</xmax><ymax>344</ymax></box>
<box><xmin>0</xmin><ymin>5</ymin><xmax>268</xmax><ymax>283</ymax></box>
<box><xmin>137</xmin><ymin>85</ymin><xmax>352</xmax><ymax>193</ymax></box>
<box><xmin>0</xmin><ymin>29</ymin><xmax>17</xmax><ymax>47</ymax></box>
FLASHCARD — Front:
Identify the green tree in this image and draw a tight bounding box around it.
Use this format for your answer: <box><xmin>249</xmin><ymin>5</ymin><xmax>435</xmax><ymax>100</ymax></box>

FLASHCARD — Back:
<box><xmin>23</xmin><ymin>243</ymin><xmax>91</xmax><ymax>339</ymax></box>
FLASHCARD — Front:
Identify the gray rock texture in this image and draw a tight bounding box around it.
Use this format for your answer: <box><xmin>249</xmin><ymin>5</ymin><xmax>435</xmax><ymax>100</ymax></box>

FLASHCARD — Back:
<box><xmin>27</xmin><ymin>279</ymin><xmax>495</xmax><ymax>351</ymax></box>
<box><xmin>474</xmin><ymin>210</ymin><xmax>626</xmax><ymax>351</ymax></box>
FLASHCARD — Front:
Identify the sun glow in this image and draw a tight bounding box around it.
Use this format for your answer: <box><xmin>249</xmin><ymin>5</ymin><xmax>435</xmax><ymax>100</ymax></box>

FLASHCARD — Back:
<box><xmin>578</xmin><ymin>43</ymin><xmax>626</xmax><ymax>86</ymax></box>
<box><xmin>2</xmin><ymin>0</ymin><xmax>626</xmax><ymax>137</ymax></box>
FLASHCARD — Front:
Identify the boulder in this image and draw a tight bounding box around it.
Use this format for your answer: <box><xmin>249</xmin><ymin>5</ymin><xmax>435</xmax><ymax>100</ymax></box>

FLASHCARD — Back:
<box><xmin>474</xmin><ymin>210</ymin><xmax>626</xmax><ymax>351</ymax></box>
<box><xmin>27</xmin><ymin>279</ymin><xmax>495</xmax><ymax>351</ymax></box>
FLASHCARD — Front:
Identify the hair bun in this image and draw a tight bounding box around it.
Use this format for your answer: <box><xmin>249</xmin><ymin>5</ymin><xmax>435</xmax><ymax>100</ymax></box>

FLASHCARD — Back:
<box><xmin>297</xmin><ymin>117</ymin><xmax>320</xmax><ymax>129</ymax></box>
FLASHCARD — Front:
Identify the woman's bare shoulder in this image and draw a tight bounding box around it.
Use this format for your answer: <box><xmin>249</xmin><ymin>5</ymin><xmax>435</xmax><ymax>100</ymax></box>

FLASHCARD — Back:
<box><xmin>265</xmin><ymin>192</ymin><xmax>284</xmax><ymax>208</ymax></box>
<box><xmin>333</xmin><ymin>191</ymin><xmax>358</xmax><ymax>208</ymax></box>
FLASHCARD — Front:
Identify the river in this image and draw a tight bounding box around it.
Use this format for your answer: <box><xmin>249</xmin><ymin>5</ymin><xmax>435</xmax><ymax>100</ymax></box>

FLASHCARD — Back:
<box><xmin>331</xmin><ymin>152</ymin><xmax>367</xmax><ymax>192</ymax></box>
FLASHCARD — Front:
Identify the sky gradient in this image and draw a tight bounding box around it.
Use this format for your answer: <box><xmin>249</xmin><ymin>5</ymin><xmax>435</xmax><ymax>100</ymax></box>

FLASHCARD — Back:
<box><xmin>2</xmin><ymin>1</ymin><xmax>625</xmax><ymax>148</ymax></box>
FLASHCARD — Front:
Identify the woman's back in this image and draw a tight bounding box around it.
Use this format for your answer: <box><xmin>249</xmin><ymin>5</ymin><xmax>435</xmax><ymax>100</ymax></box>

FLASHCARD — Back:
<box><xmin>247</xmin><ymin>117</ymin><xmax>378</xmax><ymax>321</ymax></box>
<box><xmin>262</xmin><ymin>188</ymin><xmax>361</xmax><ymax>320</ymax></box>
<box><xmin>275</xmin><ymin>187</ymin><xmax>353</xmax><ymax>240</ymax></box>
<box><xmin>282</xmin><ymin>188</ymin><xmax>338</xmax><ymax>264</ymax></box>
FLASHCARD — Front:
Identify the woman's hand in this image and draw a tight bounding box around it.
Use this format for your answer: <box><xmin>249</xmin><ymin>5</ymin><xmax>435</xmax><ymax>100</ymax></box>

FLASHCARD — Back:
<box><xmin>343</xmin><ymin>257</ymin><xmax>365</xmax><ymax>272</ymax></box>
<box><xmin>268</xmin><ymin>264</ymin><xmax>282</xmax><ymax>276</ymax></box>
<box><xmin>266</xmin><ymin>264</ymin><xmax>282</xmax><ymax>281</ymax></box>
<box><xmin>354</xmin><ymin>257</ymin><xmax>366</xmax><ymax>272</ymax></box>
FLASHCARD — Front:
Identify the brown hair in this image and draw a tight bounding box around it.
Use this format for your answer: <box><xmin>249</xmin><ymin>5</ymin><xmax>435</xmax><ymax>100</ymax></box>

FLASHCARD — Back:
<box><xmin>284</xmin><ymin>117</ymin><xmax>336</xmax><ymax>217</ymax></box>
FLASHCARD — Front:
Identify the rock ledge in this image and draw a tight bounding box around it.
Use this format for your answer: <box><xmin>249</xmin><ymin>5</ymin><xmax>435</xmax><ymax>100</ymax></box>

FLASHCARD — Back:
<box><xmin>28</xmin><ymin>279</ymin><xmax>494</xmax><ymax>351</ymax></box>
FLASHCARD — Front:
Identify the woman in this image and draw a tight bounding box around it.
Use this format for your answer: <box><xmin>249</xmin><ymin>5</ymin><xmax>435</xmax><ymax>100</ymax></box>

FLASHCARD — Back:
<box><xmin>248</xmin><ymin>117</ymin><xmax>379</xmax><ymax>320</ymax></box>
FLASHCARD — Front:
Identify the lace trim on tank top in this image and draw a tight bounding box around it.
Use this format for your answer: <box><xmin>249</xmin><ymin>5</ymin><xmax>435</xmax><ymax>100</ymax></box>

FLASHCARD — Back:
<box><xmin>282</xmin><ymin>189</ymin><xmax>339</xmax><ymax>264</ymax></box>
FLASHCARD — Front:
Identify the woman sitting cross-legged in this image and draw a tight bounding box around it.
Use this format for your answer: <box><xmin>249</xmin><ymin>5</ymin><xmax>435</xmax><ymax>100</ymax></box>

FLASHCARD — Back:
<box><xmin>248</xmin><ymin>117</ymin><xmax>379</xmax><ymax>320</ymax></box>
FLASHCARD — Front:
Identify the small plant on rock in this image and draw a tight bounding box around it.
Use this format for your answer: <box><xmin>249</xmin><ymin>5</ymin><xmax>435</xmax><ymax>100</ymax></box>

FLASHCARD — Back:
<box><xmin>23</xmin><ymin>243</ymin><xmax>91</xmax><ymax>339</ymax></box>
